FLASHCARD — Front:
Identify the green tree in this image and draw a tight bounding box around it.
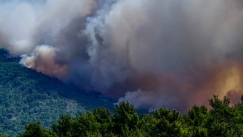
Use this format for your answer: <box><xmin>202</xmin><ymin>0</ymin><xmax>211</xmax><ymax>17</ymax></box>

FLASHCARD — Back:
<box><xmin>153</xmin><ymin>108</ymin><xmax>183</xmax><ymax>137</ymax></box>
<box><xmin>207</xmin><ymin>95</ymin><xmax>240</xmax><ymax>137</ymax></box>
<box><xmin>72</xmin><ymin>112</ymin><xmax>100</xmax><ymax>137</ymax></box>
<box><xmin>52</xmin><ymin>115</ymin><xmax>73</xmax><ymax>137</ymax></box>
<box><xmin>18</xmin><ymin>122</ymin><xmax>57</xmax><ymax>137</ymax></box>
<box><xmin>113</xmin><ymin>101</ymin><xmax>139</xmax><ymax>135</ymax></box>
<box><xmin>92</xmin><ymin>108</ymin><xmax>113</xmax><ymax>136</ymax></box>
<box><xmin>187</xmin><ymin>105</ymin><xmax>208</xmax><ymax>137</ymax></box>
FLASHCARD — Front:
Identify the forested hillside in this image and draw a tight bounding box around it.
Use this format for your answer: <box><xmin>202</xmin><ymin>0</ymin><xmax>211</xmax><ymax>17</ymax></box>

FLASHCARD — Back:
<box><xmin>20</xmin><ymin>96</ymin><xmax>243</xmax><ymax>137</ymax></box>
<box><xmin>0</xmin><ymin>49</ymin><xmax>114</xmax><ymax>136</ymax></box>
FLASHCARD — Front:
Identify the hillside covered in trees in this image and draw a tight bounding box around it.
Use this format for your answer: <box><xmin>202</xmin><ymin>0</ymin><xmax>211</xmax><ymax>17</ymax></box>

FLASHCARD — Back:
<box><xmin>0</xmin><ymin>49</ymin><xmax>114</xmax><ymax>136</ymax></box>
<box><xmin>19</xmin><ymin>96</ymin><xmax>243</xmax><ymax>137</ymax></box>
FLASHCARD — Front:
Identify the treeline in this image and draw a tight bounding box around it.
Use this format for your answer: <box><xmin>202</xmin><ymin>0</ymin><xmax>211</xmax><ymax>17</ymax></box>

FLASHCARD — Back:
<box><xmin>18</xmin><ymin>95</ymin><xmax>243</xmax><ymax>137</ymax></box>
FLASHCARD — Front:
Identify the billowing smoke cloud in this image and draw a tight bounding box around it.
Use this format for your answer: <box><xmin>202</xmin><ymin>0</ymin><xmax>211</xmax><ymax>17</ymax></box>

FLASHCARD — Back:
<box><xmin>1</xmin><ymin>0</ymin><xmax>243</xmax><ymax>111</ymax></box>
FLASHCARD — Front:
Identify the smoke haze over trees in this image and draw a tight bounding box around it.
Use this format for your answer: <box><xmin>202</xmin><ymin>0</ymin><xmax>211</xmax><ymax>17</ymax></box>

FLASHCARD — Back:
<box><xmin>1</xmin><ymin>0</ymin><xmax>243</xmax><ymax>111</ymax></box>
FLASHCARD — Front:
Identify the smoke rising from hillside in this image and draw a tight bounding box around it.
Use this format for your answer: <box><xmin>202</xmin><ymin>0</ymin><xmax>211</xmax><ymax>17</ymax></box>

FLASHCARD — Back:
<box><xmin>1</xmin><ymin>0</ymin><xmax>243</xmax><ymax>111</ymax></box>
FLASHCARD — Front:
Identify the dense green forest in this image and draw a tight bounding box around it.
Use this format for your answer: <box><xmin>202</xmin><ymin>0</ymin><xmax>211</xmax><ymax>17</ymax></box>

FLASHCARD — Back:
<box><xmin>19</xmin><ymin>96</ymin><xmax>243</xmax><ymax>137</ymax></box>
<box><xmin>0</xmin><ymin>49</ymin><xmax>114</xmax><ymax>136</ymax></box>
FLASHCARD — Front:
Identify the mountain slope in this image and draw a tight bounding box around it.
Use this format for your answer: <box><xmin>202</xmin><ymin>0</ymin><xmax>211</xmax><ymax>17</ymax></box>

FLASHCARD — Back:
<box><xmin>0</xmin><ymin>49</ymin><xmax>114</xmax><ymax>136</ymax></box>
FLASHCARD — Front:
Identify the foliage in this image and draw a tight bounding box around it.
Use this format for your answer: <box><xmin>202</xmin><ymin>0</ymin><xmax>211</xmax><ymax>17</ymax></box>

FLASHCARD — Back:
<box><xmin>0</xmin><ymin>49</ymin><xmax>113</xmax><ymax>136</ymax></box>
<box><xmin>19</xmin><ymin>95</ymin><xmax>243</xmax><ymax>137</ymax></box>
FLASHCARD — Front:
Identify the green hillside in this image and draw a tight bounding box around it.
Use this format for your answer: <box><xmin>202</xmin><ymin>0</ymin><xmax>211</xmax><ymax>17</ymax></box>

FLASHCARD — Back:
<box><xmin>0</xmin><ymin>49</ymin><xmax>114</xmax><ymax>136</ymax></box>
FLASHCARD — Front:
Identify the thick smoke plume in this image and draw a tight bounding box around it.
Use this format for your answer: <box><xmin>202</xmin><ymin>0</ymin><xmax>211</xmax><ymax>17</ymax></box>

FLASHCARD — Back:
<box><xmin>1</xmin><ymin>0</ymin><xmax>243</xmax><ymax>111</ymax></box>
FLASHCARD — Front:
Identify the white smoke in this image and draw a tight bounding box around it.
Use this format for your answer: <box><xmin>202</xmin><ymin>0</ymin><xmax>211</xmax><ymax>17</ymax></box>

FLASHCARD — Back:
<box><xmin>1</xmin><ymin>0</ymin><xmax>243</xmax><ymax>110</ymax></box>
<box><xmin>0</xmin><ymin>0</ymin><xmax>97</xmax><ymax>54</ymax></box>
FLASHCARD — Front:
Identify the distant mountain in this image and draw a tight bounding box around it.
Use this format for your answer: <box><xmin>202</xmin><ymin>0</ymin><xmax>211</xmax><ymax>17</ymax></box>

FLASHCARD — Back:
<box><xmin>0</xmin><ymin>49</ymin><xmax>114</xmax><ymax>137</ymax></box>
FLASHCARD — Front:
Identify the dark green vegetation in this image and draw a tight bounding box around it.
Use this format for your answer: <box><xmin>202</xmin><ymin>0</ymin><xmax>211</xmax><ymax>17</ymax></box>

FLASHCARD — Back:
<box><xmin>19</xmin><ymin>96</ymin><xmax>243</xmax><ymax>137</ymax></box>
<box><xmin>0</xmin><ymin>49</ymin><xmax>113</xmax><ymax>136</ymax></box>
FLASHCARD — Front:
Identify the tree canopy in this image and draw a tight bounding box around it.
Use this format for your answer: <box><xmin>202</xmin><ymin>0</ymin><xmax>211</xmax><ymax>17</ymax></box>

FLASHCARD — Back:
<box><xmin>19</xmin><ymin>95</ymin><xmax>243</xmax><ymax>137</ymax></box>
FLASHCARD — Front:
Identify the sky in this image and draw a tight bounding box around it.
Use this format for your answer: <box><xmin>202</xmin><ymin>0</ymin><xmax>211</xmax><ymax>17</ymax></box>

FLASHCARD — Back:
<box><xmin>1</xmin><ymin>0</ymin><xmax>243</xmax><ymax>111</ymax></box>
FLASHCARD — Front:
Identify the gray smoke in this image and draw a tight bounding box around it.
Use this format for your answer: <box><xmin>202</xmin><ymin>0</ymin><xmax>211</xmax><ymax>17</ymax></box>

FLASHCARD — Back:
<box><xmin>1</xmin><ymin>0</ymin><xmax>243</xmax><ymax>111</ymax></box>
